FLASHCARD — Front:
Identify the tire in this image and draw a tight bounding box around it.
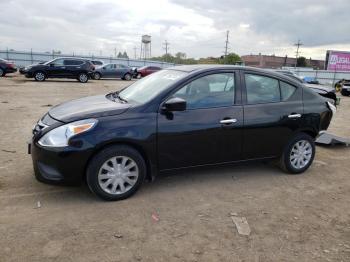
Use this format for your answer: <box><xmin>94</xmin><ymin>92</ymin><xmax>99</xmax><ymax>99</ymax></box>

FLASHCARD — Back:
<box><xmin>279</xmin><ymin>133</ymin><xmax>315</xmax><ymax>174</ymax></box>
<box><xmin>77</xmin><ymin>72</ymin><xmax>89</xmax><ymax>83</ymax></box>
<box><xmin>123</xmin><ymin>73</ymin><xmax>131</xmax><ymax>81</ymax></box>
<box><xmin>86</xmin><ymin>145</ymin><xmax>146</xmax><ymax>201</ymax></box>
<box><xmin>94</xmin><ymin>72</ymin><xmax>101</xmax><ymax>80</ymax></box>
<box><xmin>34</xmin><ymin>71</ymin><xmax>46</xmax><ymax>81</ymax></box>
<box><xmin>0</xmin><ymin>68</ymin><xmax>4</xmax><ymax>77</ymax></box>
<box><xmin>136</xmin><ymin>73</ymin><xmax>142</xmax><ymax>79</ymax></box>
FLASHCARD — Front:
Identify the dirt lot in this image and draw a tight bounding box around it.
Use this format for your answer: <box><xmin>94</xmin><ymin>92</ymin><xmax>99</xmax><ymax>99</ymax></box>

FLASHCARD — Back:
<box><xmin>0</xmin><ymin>74</ymin><xmax>349</xmax><ymax>262</ymax></box>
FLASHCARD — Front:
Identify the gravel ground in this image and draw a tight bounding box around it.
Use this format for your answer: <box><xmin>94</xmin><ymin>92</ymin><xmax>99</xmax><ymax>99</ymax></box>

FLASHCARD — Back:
<box><xmin>0</xmin><ymin>74</ymin><xmax>349</xmax><ymax>262</ymax></box>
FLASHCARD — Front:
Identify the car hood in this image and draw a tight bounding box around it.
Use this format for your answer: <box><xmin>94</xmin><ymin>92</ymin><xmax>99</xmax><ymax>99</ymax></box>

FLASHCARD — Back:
<box><xmin>304</xmin><ymin>84</ymin><xmax>335</xmax><ymax>93</ymax></box>
<box><xmin>49</xmin><ymin>95</ymin><xmax>131</xmax><ymax>123</ymax></box>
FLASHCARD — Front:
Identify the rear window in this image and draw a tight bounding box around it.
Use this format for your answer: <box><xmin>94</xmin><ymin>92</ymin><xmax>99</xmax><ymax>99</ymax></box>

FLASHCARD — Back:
<box><xmin>280</xmin><ymin>81</ymin><xmax>297</xmax><ymax>101</ymax></box>
<box><xmin>245</xmin><ymin>74</ymin><xmax>280</xmax><ymax>104</ymax></box>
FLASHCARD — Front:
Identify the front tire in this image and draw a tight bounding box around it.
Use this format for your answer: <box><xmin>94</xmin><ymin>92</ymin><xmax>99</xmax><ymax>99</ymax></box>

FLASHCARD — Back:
<box><xmin>279</xmin><ymin>133</ymin><xmax>315</xmax><ymax>174</ymax></box>
<box><xmin>77</xmin><ymin>72</ymin><xmax>89</xmax><ymax>83</ymax></box>
<box><xmin>94</xmin><ymin>72</ymin><xmax>101</xmax><ymax>80</ymax></box>
<box><xmin>86</xmin><ymin>145</ymin><xmax>146</xmax><ymax>201</ymax></box>
<box><xmin>34</xmin><ymin>71</ymin><xmax>46</xmax><ymax>81</ymax></box>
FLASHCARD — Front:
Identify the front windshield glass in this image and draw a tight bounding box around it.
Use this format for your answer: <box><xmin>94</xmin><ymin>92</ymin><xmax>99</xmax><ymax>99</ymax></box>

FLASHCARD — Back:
<box><xmin>118</xmin><ymin>70</ymin><xmax>187</xmax><ymax>104</ymax></box>
<box><xmin>44</xmin><ymin>59</ymin><xmax>56</xmax><ymax>65</ymax></box>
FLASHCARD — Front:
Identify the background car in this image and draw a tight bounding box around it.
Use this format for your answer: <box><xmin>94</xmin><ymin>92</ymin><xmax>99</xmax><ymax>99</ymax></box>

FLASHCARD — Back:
<box><xmin>90</xmin><ymin>60</ymin><xmax>104</xmax><ymax>66</ymax></box>
<box><xmin>135</xmin><ymin>66</ymin><xmax>161</xmax><ymax>78</ymax></box>
<box><xmin>0</xmin><ymin>58</ymin><xmax>17</xmax><ymax>77</ymax></box>
<box><xmin>341</xmin><ymin>81</ymin><xmax>350</xmax><ymax>96</ymax></box>
<box><xmin>24</xmin><ymin>57</ymin><xmax>95</xmax><ymax>83</ymax></box>
<box><xmin>275</xmin><ymin>70</ymin><xmax>338</xmax><ymax>105</ymax></box>
<box><xmin>29</xmin><ymin>65</ymin><xmax>334</xmax><ymax>201</ymax></box>
<box><xmin>93</xmin><ymin>63</ymin><xmax>133</xmax><ymax>80</ymax></box>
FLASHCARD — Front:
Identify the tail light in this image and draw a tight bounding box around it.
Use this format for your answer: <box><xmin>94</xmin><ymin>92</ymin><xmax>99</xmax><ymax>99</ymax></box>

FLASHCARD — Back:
<box><xmin>6</xmin><ymin>63</ymin><xmax>15</xmax><ymax>68</ymax></box>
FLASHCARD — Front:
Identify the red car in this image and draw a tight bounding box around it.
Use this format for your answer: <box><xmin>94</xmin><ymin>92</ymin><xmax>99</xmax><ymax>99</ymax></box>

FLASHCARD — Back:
<box><xmin>135</xmin><ymin>66</ymin><xmax>161</xmax><ymax>78</ymax></box>
<box><xmin>0</xmin><ymin>58</ymin><xmax>17</xmax><ymax>77</ymax></box>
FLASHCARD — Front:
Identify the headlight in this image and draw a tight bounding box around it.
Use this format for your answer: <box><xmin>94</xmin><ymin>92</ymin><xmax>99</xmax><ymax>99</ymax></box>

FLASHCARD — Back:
<box><xmin>38</xmin><ymin>119</ymin><xmax>98</xmax><ymax>147</ymax></box>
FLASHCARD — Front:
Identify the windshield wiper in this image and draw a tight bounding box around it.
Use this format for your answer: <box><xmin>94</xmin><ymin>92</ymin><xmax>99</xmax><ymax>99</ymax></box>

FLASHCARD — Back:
<box><xmin>112</xmin><ymin>92</ymin><xmax>128</xmax><ymax>103</ymax></box>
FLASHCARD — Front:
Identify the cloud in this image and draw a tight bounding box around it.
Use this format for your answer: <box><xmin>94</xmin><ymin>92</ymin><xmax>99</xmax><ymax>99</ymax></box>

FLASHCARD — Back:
<box><xmin>0</xmin><ymin>0</ymin><xmax>349</xmax><ymax>59</ymax></box>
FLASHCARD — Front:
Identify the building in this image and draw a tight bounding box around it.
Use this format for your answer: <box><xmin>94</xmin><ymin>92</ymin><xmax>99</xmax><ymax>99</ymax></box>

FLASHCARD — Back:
<box><xmin>241</xmin><ymin>54</ymin><xmax>325</xmax><ymax>69</ymax></box>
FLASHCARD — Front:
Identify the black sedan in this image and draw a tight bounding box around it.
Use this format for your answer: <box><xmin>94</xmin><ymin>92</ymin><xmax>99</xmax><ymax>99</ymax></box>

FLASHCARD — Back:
<box><xmin>29</xmin><ymin>65</ymin><xmax>335</xmax><ymax>200</ymax></box>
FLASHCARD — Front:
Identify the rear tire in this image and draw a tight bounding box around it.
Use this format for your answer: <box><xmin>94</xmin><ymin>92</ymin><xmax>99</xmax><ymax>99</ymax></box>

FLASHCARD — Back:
<box><xmin>78</xmin><ymin>72</ymin><xmax>89</xmax><ymax>83</ymax></box>
<box><xmin>34</xmin><ymin>71</ymin><xmax>46</xmax><ymax>81</ymax></box>
<box><xmin>279</xmin><ymin>133</ymin><xmax>315</xmax><ymax>174</ymax></box>
<box><xmin>86</xmin><ymin>145</ymin><xmax>146</xmax><ymax>201</ymax></box>
<box><xmin>0</xmin><ymin>68</ymin><xmax>4</xmax><ymax>77</ymax></box>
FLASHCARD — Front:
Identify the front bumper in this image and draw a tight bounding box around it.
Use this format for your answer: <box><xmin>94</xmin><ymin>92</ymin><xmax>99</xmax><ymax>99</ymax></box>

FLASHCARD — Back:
<box><xmin>29</xmin><ymin>139</ymin><xmax>93</xmax><ymax>185</ymax></box>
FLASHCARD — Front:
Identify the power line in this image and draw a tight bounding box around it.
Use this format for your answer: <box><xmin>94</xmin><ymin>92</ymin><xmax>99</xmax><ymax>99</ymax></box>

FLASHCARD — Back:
<box><xmin>294</xmin><ymin>39</ymin><xmax>303</xmax><ymax>67</ymax></box>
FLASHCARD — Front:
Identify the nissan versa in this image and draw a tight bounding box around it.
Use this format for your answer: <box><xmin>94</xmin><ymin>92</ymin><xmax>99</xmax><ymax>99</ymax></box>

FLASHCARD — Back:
<box><xmin>29</xmin><ymin>65</ymin><xmax>335</xmax><ymax>201</ymax></box>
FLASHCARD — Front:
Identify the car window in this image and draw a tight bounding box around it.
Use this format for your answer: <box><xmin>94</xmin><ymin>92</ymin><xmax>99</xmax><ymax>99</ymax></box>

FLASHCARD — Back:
<box><xmin>173</xmin><ymin>73</ymin><xmax>235</xmax><ymax>110</ymax></box>
<box><xmin>104</xmin><ymin>64</ymin><xmax>113</xmax><ymax>69</ymax></box>
<box><xmin>52</xmin><ymin>59</ymin><xmax>64</xmax><ymax>66</ymax></box>
<box><xmin>245</xmin><ymin>74</ymin><xmax>280</xmax><ymax>104</ymax></box>
<box><xmin>64</xmin><ymin>59</ymin><xmax>83</xmax><ymax>66</ymax></box>
<box><xmin>280</xmin><ymin>81</ymin><xmax>297</xmax><ymax>101</ymax></box>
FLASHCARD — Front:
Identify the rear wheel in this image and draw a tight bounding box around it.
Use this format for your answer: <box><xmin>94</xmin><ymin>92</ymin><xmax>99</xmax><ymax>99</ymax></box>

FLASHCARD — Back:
<box><xmin>34</xmin><ymin>71</ymin><xmax>46</xmax><ymax>81</ymax></box>
<box><xmin>0</xmin><ymin>68</ymin><xmax>4</xmax><ymax>77</ymax></box>
<box><xmin>123</xmin><ymin>73</ymin><xmax>131</xmax><ymax>81</ymax></box>
<box><xmin>279</xmin><ymin>133</ymin><xmax>315</xmax><ymax>174</ymax></box>
<box><xmin>86</xmin><ymin>145</ymin><xmax>146</xmax><ymax>201</ymax></box>
<box><xmin>78</xmin><ymin>72</ymin><xmax>89</xmax><ymax>83</ymax></box>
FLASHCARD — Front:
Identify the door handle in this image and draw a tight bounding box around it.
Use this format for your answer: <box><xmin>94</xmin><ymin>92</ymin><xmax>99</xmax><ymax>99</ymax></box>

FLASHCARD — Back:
<box><xmin>220</xmin><ymin>119</ymin><xmax>237</xmax><ymax>124</ymax></box>
<box><xmin>288</xmin><ymin>114</ymin><xmax>301</xmax><ymax>119</ymax></box>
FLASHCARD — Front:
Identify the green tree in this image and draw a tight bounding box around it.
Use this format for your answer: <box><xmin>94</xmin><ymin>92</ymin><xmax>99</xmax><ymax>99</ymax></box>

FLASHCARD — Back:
<box><xmin>297</xmin><ymin>56</ymin><xmax>307</xmax><ymax>67</ymax></box>
<box><xmin>122</xmin><ymin>51</ymin><xmax>129</xmax><ymax>59</ymax></box>
<box><xmin>220</xmin><ymin>53</ymin><xmax>241</xmax><ymax>64</ymax></box>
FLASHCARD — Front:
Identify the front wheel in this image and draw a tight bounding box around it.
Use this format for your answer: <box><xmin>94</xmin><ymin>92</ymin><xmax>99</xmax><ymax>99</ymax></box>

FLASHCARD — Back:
<box><xmin>34</xmin><ymin>71</ymin><xmax>46</xmax><ymax>81</ymax></box>
<box><xmin>77</xmin><ymin>72</ymin><xmax>89</xmax><ymax>83</ymax></box>
<box><xmin>86</xmin><ymin>145</ymin><xmax>146</xmax><ymax>201</ymax></box>
<box><xmin>279</xmin><ymin>133</ymin><xmax>315</xmax><ymax>174</ymax></box>
<box><xmin>94</xmin><ymin>72</ymin><xmax>101</xmax><ymax>80</ymax></box>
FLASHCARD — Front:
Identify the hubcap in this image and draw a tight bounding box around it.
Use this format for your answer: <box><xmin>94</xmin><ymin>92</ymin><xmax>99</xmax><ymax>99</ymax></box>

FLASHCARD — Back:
<box><xmin>94</xmin><ymin>73</ymin><xmax>100</xmax><ymax>80</ymax></box>
<box><xmin>125</xmin><ymin>74</ymin><xmax>131</xmax><ymax>80</ymax></box>
<box><xmin>36</xmin><ymin>72</ymin><xmax>45</xmax><ymax>81</ymax></box>
<box><xmin>290</xmin><ymin>140</ymin><xmax>312</xmax><ymax>169</ymax></box>
<box><xmin>98</xmin><ymin>156</ymin><xmax>139</xmax><ymax>195</ymax></box>
<box><xmin>79</xmin><ymin>74</ymin><xmax>88</xmax><ymax>82</ymax></box>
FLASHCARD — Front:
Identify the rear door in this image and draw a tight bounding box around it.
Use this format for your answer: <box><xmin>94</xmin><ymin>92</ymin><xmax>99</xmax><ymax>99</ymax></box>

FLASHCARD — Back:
<box><xmin>242</xmin><ymin>71</ymin><xmax>303</xmax><ymax>159</ymax></box>
<box><xmin>157</xmin><ymin>70</ymin><xmax>244</xmax><ymax>170</ymax></box>
<box><xmin>63</xmin><ymin>59</ymin><xmax>85</xmax><ymax>77</ymax></box>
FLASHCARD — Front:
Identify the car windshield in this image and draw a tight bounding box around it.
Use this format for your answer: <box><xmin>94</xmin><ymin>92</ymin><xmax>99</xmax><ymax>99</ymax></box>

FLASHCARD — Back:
<box><xmin>118</xmin><ymin>70</ymin><xmax>187</xmax><ymax>104</ymax></box>
<box><xmin>44</xmin><ymin>59</ymin><xmax>56</xmax><ymax>65</ymax></box>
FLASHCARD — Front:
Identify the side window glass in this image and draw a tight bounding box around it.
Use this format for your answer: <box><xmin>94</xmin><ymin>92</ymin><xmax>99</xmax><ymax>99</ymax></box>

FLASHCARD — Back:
<box><xmin>245</xmin><ymin>74</ymin><xmax>280</xmax><ymax>104</ymax></box>
<box><xmin>173</xmin><ymin>73</ymin><xmax>235</xmax><ymax>109</ymax></box>
<box><xmin>53</xmin><ymin>59</ymin><xmax>64</xmax><ymax>66</ymax></box>
<box><xmin>280</xmin><ymin>81</ymin><xmax>297</xmax><ymax>101</ymax></box>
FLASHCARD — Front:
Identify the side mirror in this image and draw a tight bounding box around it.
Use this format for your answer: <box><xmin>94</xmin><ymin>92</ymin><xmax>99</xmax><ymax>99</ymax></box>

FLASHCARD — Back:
<box><xmin>163</xmin><ymin>97</ymin><xmax>186</xmax><ymax>112</ymax></box>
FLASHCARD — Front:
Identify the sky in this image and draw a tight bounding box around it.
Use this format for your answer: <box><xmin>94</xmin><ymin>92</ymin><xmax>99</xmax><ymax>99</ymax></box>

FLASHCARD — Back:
<box><xmin>0</xmin><ymin>0</ymin><xmax>349</xmax><ymax>60</ymax></box>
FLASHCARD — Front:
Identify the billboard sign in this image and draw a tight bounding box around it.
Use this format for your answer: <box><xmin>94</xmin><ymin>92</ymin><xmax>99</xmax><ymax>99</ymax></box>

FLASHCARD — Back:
<box><xmin>327</xmin><ymin>50</ymin><xmax>350</xmax><ymax>71</ymax></box>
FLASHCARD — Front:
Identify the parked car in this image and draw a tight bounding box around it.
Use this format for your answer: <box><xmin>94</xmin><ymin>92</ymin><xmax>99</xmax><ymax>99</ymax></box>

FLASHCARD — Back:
<box><xmin>275</xmin><ymin>70</ymin><xmax>338</xmax><ymax>105</ymax></box>
<box><xmin>135</xmin><ymin>66</ymin><xmax>161</xmax><ymax>78</ymax></box>
<box><xmin>19</xmin><ymin>61</ymin><xmax>47</xmax><ymax>74</ymax></box>
<box><xmin>93</xmin><ymin>63</ymin><xmax>133</xmax><ymax>80</ymax></box>
<box><xmin>0</xmin><ymin>58</ymin><xmax>17</xmax><ymax>77</ymax></box>
<box><xmin>340</xmin><ymin>80</ymin><xmax>350</xmax><ymax>96</ymax></box>
<box><xmin>29</xmin><ymin>65</ymin><xmax>335</xmax><ymax>200</ymax></box>
<box><xmin>90</xmin><ymin>60</ymin><xmax>104</xmax><ymax>66</ymax></box>
<box><xmin>24</xmin><ymin>57</ymin><xmax>95</xmax><ymax>83</ymax></box>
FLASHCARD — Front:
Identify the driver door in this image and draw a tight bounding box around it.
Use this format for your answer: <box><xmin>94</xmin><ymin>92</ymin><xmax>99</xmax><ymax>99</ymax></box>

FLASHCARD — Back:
<box><xmin>157</xmin><ymin>71</ymin><xmax>243</xmax><ymax>170</ymax></box>
<box><xmin>47</xmin><ymin>58</ymin><xmax>65</xmax><ymax>77</ymax></box>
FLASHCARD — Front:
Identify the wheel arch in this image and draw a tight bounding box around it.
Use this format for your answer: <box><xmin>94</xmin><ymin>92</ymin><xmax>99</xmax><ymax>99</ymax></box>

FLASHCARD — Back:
<box><xmin>83</xmin><ymin>141</ymin><xmax>154</xmax><ymax>183</ymax></box>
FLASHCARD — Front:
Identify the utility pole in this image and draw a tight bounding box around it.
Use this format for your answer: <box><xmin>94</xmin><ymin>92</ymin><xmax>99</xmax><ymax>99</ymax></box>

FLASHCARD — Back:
<box><xmin>114</xmin><ymin>47</ymin><xmax>117</xmax><ymax>57</ymax></box>
<box><xmin>224</xmin><ymin>30</ymin><xmax>230</xmax><ymax>57</ymax></box>
<box><xmin>294</xmin><ymin>39</ymin><xmax>303</xmax><ymax>67</ymax></box>
<box><xmin>163</xmin><ymin>40</ymin><xmax>170</xmax><ymax>62</ymax></box>
<box><xmin>133</xmin><ymin>46</ymin><xmax>137</xmax><ymax>59</ymax></box>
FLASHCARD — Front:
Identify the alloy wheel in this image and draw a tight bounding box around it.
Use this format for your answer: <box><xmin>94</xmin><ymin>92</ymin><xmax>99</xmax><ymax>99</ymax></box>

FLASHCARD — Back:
<box><xmin>98</xmin><ymin>156</ymin><xmax>139</xmax><ymax>195</ymax></box>
<box><xmin>35</xmin><ymin>72</ymin><xmax>45</xmax><ymax>81</ymax></box>
<box><xmin>289</xmin><ymin>140</ymin><xmax>313</xmax><ymax>169</ymax></box>
<box><xmin>79</xmin><ymin>73</ymin><xmax>88</xmax><ymax>83</ymax></box>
